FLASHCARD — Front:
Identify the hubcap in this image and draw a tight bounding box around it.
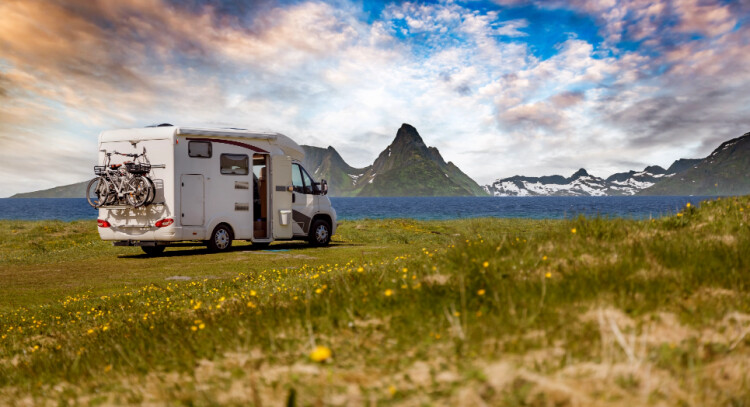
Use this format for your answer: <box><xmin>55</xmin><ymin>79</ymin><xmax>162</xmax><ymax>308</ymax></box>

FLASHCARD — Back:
<box><xmin>315</xmin><ymin>224</ymin><xmax>329</xmax><ymax>243</ymax></box>
<box><xmin>215</xmin><ymin>229</ymin><xmax>230</xmax><ymax>249</ymax></box>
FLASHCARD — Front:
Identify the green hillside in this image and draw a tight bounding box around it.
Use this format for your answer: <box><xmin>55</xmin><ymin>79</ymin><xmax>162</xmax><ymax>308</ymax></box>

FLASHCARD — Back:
<box><xmin>10</xmin><ymin>180</ymin><xmax>89</xmax><ymax>198</ymax></box>
<box><xmin>641</xmin><ymin>132</ymin><xmax>750</xmax><ymax>195</ymax></box>
<box><xmin>301</xmin><ymin>145</ymin><xmax>367</xmax><ymax>197</ymax></box>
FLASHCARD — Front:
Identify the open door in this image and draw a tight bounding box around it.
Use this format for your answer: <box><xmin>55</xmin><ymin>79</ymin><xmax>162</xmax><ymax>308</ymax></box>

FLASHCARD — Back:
<box><xmin>271</xmin><ymin>155</ymin><xmax>294</xmax><ymax>239</ymax></box>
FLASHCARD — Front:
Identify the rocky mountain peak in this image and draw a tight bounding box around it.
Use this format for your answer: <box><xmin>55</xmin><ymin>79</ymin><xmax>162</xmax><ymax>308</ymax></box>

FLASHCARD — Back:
<box><xmin>392</xmin><ymin>123</ymin><xmax>426</xmax><ymax>148</ymax></box>
<box><xmin>571</xmin><ymin>168</ymin><xmax>589</xmax><ymax>178</ymax></box>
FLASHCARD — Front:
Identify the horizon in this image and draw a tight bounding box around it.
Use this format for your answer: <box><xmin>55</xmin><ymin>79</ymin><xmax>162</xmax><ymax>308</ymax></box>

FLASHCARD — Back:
<box><xmin>2</xmin><ymin>0</ymin><xmax>749</xmax><ymax>196</ymax></box>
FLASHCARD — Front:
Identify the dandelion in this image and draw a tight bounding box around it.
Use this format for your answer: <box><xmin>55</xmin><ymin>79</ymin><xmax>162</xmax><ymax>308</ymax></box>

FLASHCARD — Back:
<box><xmin>677</xmin><ymin>213</ymin><xmax>683</xmax><ymax>217</ymax></box>
<box><xmin>686</xmin><ymin>202</ymin><xmax>691</xmax><ymax>208</ymax></box>
<box><xmin>571</xmin><ymin>228</ymin><xmax>577</xmax><ymax>234</ymax></box>
<box><xmin>483</xmin><ymin>261</ymin><xmax>489</xmax><ymax>268</ymax></box>
<box><xmin>357</xmin><ymin>267</ymin><xmax>364</xmax><ymax>273</ymax></box>
<box><xmin>384</xmin><ymin>289</ymin><xmax>393</xmax><ymax>297</ymax></box>
<box><xmin>542</xmin><ymin>255</ymin><xmax>548</xmax><ymax>261</ymax></box>
<box><xmin>309</xmin><ymin>345</ymin><xmax>332</xmax><ymax>362</ymax></box>
<box><xmin>388</xmin><ymin>385</ymin><xmax>397</xmax><ymax>396</ymax></box>
<box><xmin>545</xmin><ymin>272</ymin><xmax>552</xmax><ymax>279</ymax></box>
<box><xmin>477</xmin><ymin>289</ymin><xmax>486</xmax><ymax>296</ymax></box>
<box><xmin>104</xmin><ymin>365</ymin><xmax>112</xmax><ymax>372</ymax></box>
<box><xmin>190</xmin><ymin>326</ymin><xmax>197</xmax><ymax>331</ymax></box>
<box><xmin>454</xmin><ymin>311</ymin><xmax>461</xmax><ymax>317</ymax></box>
<box><xmin>199</xmin><ymin>323</ymin><xmax>205</xmax><ymax>330</ymax></box>
<box><xmin>250</xmin><ymin>290</ymin><xmax>257</xmax><ymax>297</ymax></box>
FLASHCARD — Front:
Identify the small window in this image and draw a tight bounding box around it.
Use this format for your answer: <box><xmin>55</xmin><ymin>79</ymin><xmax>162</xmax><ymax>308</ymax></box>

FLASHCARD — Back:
<box><xmin>220</xmin><ymin>154</ymin><xmax>249</xmax><ymax>175</ymax></box>
<box><xmin>188</xmin><ymin>141</ymin><xmax>212</xmax><ymax>158</ymax></box>
<box><xmin>300</xmin><ymin>166</ymin><xmax>315</xmax><ymax>194</ymax></box>
<box><xmin>292</xmin><ymin>163</ymin><xmax>305</xmax><ymax>193</ymax></box>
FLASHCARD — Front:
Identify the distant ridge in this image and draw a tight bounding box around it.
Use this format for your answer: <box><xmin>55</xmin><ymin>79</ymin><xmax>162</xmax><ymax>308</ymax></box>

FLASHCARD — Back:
<box><xmin>11</xmin><ymin>181</ymin><xmax>88</xmax><ymax>198</ymax></box>
<box><xmin>640</xmin><ymin>132</ymin><xmax>750</xmax><ymax>195</ymax></box>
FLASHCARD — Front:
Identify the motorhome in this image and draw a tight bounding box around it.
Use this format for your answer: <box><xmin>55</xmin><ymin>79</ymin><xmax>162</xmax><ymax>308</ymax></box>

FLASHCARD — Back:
<box><xmin>94</xmin><ymin>125</ymin><xmax>336</xmax><ymax>255</ymax></box>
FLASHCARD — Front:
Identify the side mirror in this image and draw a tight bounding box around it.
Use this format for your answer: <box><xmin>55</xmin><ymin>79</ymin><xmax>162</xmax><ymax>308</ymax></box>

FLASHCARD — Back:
<box><xmin>320</xmin><ymin>179</ymin><xmax>329</xmax><ymax>195</ymax></box>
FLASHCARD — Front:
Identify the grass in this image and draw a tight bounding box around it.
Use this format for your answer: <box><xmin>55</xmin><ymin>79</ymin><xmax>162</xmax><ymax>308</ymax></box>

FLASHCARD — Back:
<box><xmin>0</xmin><ymin>197</ymin><xmax>749</xmax><ymax>406</ymax></box>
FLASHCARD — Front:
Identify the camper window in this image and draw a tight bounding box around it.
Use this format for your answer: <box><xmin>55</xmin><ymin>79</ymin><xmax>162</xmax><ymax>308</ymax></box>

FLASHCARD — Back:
<box><xmin>188</xmin><ymin>141</ymin><xmax>212</xmax><ymax>158</ymax></box>
<box><xmin>292</xmin><ymin>163</ymin><xmax>305</xmax><ymax>193</ymax></box>
<box><xmin>300</xmin><ymin>167</ymin><xmax>315</xmax><ymax>194</ymax></box>
<box><xmin>220</xmin><ymin>154</ymin><xmax>249</xmax><ymax>175</ymax></box>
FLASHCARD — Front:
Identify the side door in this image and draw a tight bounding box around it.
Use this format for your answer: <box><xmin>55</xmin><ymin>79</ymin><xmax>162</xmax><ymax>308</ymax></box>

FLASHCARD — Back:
<box><xmin>181</xmin><ymin>174</ymin><xmax>204</xmax><ymax>226</ymax></box>
<box><xmin>271</xmin><ymin>155</ymin><xmax>294</xmax><ymax>239</ymax></box>
<box><xmin>291</xmin><ymin>163</ymin><xmax>317</xmax><ymax>236</ymax></box>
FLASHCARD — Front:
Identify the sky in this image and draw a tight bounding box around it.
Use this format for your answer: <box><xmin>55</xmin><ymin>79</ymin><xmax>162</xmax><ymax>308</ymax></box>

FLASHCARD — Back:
<box><xmin>1</xmin><ymin>0</ymin><xmax>749</xmax><ymax>196</ymax></box>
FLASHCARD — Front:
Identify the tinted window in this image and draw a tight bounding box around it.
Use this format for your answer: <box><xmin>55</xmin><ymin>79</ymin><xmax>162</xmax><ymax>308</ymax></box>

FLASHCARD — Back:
<box><xmin>292</xmin><ymin>163</ymin><xmax>304</xmax><ymax>193</ymax></box>
<box><xmin>300</xmin><ymin>166</ymin><xmax>315</xmax><ymax>194</ymax></box>
<box><xmin>188</xmin><ymin>141</ymin><xmax>212</xmax><ymax>158</ymax></box>
<box><xmin>220</xmin><ymin>154</ymin><xmax>249</xmax><ymax>175</ymax></box>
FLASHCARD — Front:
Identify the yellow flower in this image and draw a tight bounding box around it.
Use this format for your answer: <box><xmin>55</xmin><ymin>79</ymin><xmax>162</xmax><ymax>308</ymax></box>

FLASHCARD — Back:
<box><xmin>571</xmin><ymin>228</ymin><xmax>577</xmax><ymax>234</ymax></box>
<box><xmin>309</xmin><ymin>345</ymin><xmax>332</xmax><ymax>362</ymax></box>
<box><xmin>190</xmin><ymin>326</ymin><xmax>197</xmax><ymax>331</ymax></box>
<box><xmin>686</xmin><ymin>202</ymin><xmax>691</xmax><ymax>208</ymax></box>
<box><xmin>545</xmin><ymin>272</ymin><xmax>552</xmax><ymax>279</ymax></box>
<box><xmin>677</xmin><ymin>213</ymin><xmax>683</xmax><ymax>217</ymax></box>
<box><xmin>477</xmin><ymin>289</ymin><xmax>485</xmax><ymax>296</ymax></box>
<box><xmin>250</xmin><ymin>290</ymin><xmax>257</xmax><ymax>296</ymax></box>
<box><xmin>388</xmin><ymin>385</ymin><xmax>397</xmax><ymax>396</ymax></box>
<box><xmin>482</xmin><ymin>261</ymin><xmax>489</xmax><ymax>268</ymax></box>
<box><xmin>315</xmin><ymin>288</ymin><xmax>322</xmax><ymax>294</ymax></box>
<box><xmin>357</xmin><ymin>267</ymin><xmax>364</xmax><ymax>273</ymax></box>
<box><xmin>384</xmin><ymin>289</ymin><xmax>393</xmax><ymax>297</ymax></box>
<box><xmin>199</xmin><ymin>323</ymin><xmax>205</xmax><ymax>330</ymax></box>
<box><xmin>453</xmin><ymin>311</ymin><xmax>461</xmax><ymax>317</ymax></box>
<box><xmin>542</xmin><ymin>255</ymin><xmax>548</xmax><ymax>261</ymax></box>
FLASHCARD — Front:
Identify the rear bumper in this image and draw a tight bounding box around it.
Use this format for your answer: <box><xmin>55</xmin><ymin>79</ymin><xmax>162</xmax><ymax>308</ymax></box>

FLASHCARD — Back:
<box><xmin>99</xmin><ymin>225</ymin><xmax>183</xmax><ymax>241</ymax></box>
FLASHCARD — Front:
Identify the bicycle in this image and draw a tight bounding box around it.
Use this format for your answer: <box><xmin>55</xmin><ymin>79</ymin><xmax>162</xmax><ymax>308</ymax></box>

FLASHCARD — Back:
<box><xmin>87</xmin><ymin>149</ymin><xmax>155</xmax><ymax>208</ymax></box>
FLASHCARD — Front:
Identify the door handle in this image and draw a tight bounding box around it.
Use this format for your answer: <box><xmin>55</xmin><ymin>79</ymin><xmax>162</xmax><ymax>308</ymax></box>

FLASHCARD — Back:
<box><xmin>292</xmin><ymin>193</ymin><xmax>296</xmax><ymax>203</ymax></box>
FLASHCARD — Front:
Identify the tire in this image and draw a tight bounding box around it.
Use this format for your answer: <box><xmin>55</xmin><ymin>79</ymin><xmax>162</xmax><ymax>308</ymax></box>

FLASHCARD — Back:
<box><xmin>141</xmin><ymin>246</ymin><xmax>166</xmax><ymax>256</ymax></box>
<box><xmin>126</xmin><ymin>177</ymin><xmax>150</xmax><ymax>207</ymax></box>
<box><xmin>143</xmin><ymin>176</ymin><xmax>156</xmax><ymax>206</ymax></box>
<box><xmin>207</xmin><ymin>224</ymin><xmax>233</xmax><ymax>252</ymax></box>
<box><xmin>308</xmin><ymin>219</ymin><xmax>331</xmax><ymax>247</ymax></box>
<box><xmin>86</xmin><ymin>177</ymin><xmax>109</xmax><ymax>208</ymax></box>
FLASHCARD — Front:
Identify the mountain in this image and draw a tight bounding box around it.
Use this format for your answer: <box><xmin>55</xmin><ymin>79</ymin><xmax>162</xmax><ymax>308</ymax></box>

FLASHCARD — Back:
<box><xmin>484</xmin><ymin>164</ymin><xmax>683</xmax><ymax>197</ymax></box>
<box><xmin>304</xmin><ymin>124</ymin><xmax>487</xmax><ymax>197</ymax></box>
<box><xmin>640</xmin><ymin>133</ymin><xmax>750</xmax><ymax>195</ymax></box>
<box><xmin>301</xmin><ymin>145</ymin><xmax>367</xmax><ymax>197</ymax></box>
<box><xmin>11</xmin><ymin>181</ymin><xmax>89</xmax><ymax>198</ymax></box>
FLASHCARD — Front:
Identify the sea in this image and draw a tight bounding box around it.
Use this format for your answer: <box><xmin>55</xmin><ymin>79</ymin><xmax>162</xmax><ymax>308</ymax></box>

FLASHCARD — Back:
<box><xmin>0</xmin><ymin>196</ymin><xmax>712</xmax><ymax>222</ymax></box>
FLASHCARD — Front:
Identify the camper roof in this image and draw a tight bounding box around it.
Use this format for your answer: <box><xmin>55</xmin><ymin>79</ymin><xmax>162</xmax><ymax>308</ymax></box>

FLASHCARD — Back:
<box><xmin>99</xmin><ymin>126</ymin><xmax>305</xmax><ymax>161</ymax></box>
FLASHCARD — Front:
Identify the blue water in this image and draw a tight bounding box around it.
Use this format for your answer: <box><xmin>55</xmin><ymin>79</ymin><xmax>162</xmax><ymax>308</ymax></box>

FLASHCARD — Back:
<box><xmin>0</xmin><ymin>196</ymin><xmax>712</xmax><ymax>222</ymax></box>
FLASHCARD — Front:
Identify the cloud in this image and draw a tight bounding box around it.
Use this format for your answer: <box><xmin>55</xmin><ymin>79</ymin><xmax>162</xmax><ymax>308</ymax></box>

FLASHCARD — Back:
<box><xmin>0</xmin><ymin>0</ymin><xmax>749</xmax><ymax>195</ymax></box>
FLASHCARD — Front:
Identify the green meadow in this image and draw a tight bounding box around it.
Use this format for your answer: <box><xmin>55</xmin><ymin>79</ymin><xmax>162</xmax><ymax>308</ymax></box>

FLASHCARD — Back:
<box><xmin>1</xmin><ymin>197</ymin><xmax>749</xmax><ymax>406</ymax></box>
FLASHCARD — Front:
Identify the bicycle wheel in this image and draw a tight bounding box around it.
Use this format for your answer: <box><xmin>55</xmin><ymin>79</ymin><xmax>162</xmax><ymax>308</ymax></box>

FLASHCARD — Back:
<box><xmin>143</xmin><ymin>176</ymin><xmax>156</xmax><ymax>206</ymax></box>
<box><xmin>86</xmin><ymin>177</ymin><xmax>110</xmax><ymax>208</ymax></box>
<box><xmin>126</xmin><ymin>177</ymin><xmax>150</xmax><ymax>207</ymax></box>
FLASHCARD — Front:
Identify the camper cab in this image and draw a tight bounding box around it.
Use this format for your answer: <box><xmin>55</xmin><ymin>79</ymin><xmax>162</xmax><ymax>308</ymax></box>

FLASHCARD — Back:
<box><xmin>96</xmin><ymin>125</ymin><xmax>336</xmax><ymax>255</ymax></box>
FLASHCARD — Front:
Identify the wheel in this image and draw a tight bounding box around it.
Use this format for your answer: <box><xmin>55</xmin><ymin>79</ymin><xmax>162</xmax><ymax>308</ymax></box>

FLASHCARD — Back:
<box><xmin>141</xmin><ymin>246</ymin><xmax>166</xmax><ymax>256</ymax></box>
<box><xmin>86</xmin><ymin>177</ymin><xmax>110</xmax><ymax>208</ymax></box>
<box><xmin>126</xmin><ymin>177</ymin><xmax>151</xmax><ymax>207</ymax></box>
<box><xmin>143</xmin><ymin>176</ymin><xmax>156</xmax><ymax>206</ymax></box>
<box><xmin>308</xmin><ymin>219</ymin><xmax>331</xmax><ymax>247</ymax></box>
<box><xmin>208</xmin><ymin>224</ymin><xmax>233</xmax><ymax>252</ymax></box>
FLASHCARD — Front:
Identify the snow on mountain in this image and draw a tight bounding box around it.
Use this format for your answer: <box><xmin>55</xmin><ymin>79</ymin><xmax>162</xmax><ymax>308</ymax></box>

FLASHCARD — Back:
<box><xmin>484</xmin><ymin>165</ymin><xmax>678</xmax><ymax>197</ymax></box>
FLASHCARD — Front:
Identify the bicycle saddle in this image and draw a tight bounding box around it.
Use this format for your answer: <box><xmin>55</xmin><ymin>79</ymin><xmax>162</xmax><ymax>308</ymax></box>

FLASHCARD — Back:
<box><xmin>110</xmin><ymin>164</ymin><xmax>122</xmax><ymax>169</ymax></box>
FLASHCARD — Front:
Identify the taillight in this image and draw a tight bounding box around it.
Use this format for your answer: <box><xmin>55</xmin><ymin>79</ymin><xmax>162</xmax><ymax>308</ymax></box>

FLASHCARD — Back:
<box><xmin>155</xmin><ymin>218</ymin><xmax>174</xmax><ymax>228</ymax></box>
<box><xmin>97</xmin><ymin>219</ymin><xmax>111</xmax><ymax>228</ymax></box>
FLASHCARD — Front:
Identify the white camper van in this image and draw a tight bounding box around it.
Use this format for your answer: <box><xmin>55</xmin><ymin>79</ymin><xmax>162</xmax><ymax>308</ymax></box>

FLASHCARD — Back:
<box><xmin>93</xmin><ymin>125</ymin><xmax>337</xmax><ymax>255</ymax></box>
